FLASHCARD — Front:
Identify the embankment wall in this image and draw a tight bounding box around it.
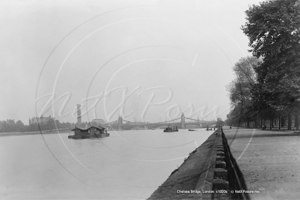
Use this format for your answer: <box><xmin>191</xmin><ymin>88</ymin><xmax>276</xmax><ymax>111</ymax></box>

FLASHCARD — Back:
<box><xmin>148</xmin><ymin>128</ymin><xmax>249</xmax><ymax>200</ymax></box>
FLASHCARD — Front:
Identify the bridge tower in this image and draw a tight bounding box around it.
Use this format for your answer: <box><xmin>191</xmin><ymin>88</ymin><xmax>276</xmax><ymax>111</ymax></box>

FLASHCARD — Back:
<box><xmin>181</xmin><ymin>113</ymin><xmax>185</xmax><ymax>129</ymax></box>
<box><xmin>118</xmin><ymin>116</ymin><xmax>123</xmax><ymax>131</ymax></box>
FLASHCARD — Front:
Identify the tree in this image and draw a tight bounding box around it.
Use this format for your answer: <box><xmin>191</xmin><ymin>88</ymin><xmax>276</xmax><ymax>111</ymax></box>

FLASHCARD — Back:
<box><xmin>46</xmin><ymin>118</ymin><xmax>56</xmax><ymax>131</ymax></box>
<box><xmin>227</xmin><ymin>56</ymin><xmax>260</xmax><ymax>127</ymax></box>
<box><xmin>228</xmin><ymin>56</ymin><xmax>259</xmax><ymax>104</ymax></box>
<box><xmin>216</xmin><ymin>117</ymin><xmax>225</xmax><ymax>127</ymax></box>
<box><xmin>242</xmin><ymin>0</ymin><xmax>300</xmax><ymax>59</ymax></box>
<box><xmin>16</xmin><ymin>120</ymin><xmax>25</xmax><ymax>132</ymax></box>
<box><xmin>242</xmin><ymin>0</ymin><xmax>300</xmax><ymax>129</ymax></box>
<box><xmin>0</xmin><ymin>121</ymin><xmax>8</xmax><ymax>132</ymax></box>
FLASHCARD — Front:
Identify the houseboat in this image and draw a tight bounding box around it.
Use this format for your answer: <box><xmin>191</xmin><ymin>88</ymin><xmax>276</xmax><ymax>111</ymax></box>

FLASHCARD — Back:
<box><xmin>68</xmin><ymin>125</ymin><xmax>110</xmax><ymax>139</ymax></box>
<box><xmin>163</xmin><ymin>124</ymin><xmax>178</xmax><ymax>132</ymax></box>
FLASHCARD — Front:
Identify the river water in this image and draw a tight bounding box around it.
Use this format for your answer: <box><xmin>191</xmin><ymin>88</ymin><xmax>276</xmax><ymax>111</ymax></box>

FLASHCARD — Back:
<box><xmin>0</xmin><ymin>129</ymin><xmax>213</xmax><ymax>199</ymax></box>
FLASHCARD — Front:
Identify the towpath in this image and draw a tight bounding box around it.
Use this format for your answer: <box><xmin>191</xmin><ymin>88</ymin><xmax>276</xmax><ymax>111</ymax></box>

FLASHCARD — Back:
<box><xmin>223</xmin><ymin>127</ymin><xmax>300</xmax><ymax>200</ymax></box>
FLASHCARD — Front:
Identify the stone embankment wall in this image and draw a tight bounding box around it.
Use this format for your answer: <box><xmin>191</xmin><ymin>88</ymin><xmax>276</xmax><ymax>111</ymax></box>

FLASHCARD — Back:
<box><xmin>220</xmin><ymin>129</ymin><xmax>250</xmax><ymax>200</ymax></box>
<box><xmin>148</xmin><ymin>128</ymin><xmax>249</xmax><ymax>200</ymax></box>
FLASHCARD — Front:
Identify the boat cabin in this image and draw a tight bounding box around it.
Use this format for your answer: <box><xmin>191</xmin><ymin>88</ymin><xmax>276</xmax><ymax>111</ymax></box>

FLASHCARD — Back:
<box><xmin>163</xmin><ymin>124</ymin><xmax>178</xmax><ymax>132</ymax></box>
<box><xmin>68</xmin><ymin>125</ymin><xmax>109</xmax><ymax>139</ymax></box>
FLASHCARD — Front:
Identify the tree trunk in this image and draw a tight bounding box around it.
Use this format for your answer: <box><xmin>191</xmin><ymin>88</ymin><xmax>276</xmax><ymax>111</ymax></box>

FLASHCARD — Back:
<box><xmin>295</xmin><ymin>115</ymin><xmax>299</xmax><ymax>130</ymax></box>
<box><xmin>271</xmin><ymin>119</ymin><xmax>273</xmax><ymax>128</ymax></box>
<box><xmin>260</xmin><ymin>118</ymin><xmax>262</xmax><ymax>128</ymax></box>
<box><xmin>288</xmin><ymin>113</ymin><xmax>292</xmax><ymax>130</ymax></box>
<box><xmin>279</xmin><ymin>115</ymin><xmax>281</xmax><ymax>130</ymax></box>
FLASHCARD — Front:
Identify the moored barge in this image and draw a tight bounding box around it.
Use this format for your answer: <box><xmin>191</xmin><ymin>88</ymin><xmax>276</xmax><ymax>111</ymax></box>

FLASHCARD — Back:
<box><xmin>68</xmin><ymin>125</ymin><xmax>110</xmax><ymax>139</ymax></box>
<box><xmin>163</xmin><ymin>124</ymin><xmax>178</xmax><ymax>132</ymax></box>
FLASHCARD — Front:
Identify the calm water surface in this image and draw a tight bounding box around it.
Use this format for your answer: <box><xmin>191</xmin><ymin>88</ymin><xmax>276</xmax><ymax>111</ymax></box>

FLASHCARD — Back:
<box><xmin>0</xmin><ymin>129</ymin><xmax>213</xmax><ymax>199</ymax></box>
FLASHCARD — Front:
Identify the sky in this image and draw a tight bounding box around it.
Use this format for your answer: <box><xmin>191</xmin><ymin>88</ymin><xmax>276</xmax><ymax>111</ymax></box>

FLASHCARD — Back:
<box><xmin>0</xmin><ymin>0</ymin><xmax>263</xmax><ymax>125</ymax></box>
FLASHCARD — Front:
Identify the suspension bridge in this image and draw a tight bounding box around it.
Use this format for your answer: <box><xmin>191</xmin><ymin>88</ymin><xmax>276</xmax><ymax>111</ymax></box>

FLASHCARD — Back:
<box><xmin>100</xmin><ymin>113</ymin><xmax>216</xmax><ymax>130</ymax></box>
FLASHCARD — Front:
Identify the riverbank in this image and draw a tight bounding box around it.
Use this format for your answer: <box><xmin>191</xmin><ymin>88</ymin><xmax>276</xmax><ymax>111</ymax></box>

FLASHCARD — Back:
<box><xmin>223</xmin><ymin>126</ymin><xmax>300</xmax><ymax>200</ymax></box>
<box><xmin>0</xmin><ymin>129</ymin><xmax>71</xmax><ymax>137</ymax></box>
<box><xmin>148</xmin><ymin>130</ymin><xmax>220</xmax><ymax>199</ymax></box>
<box><xmin>148</xmin><ymin>128</ymin><xmax>247</xmax><ymax>200</ymax></box>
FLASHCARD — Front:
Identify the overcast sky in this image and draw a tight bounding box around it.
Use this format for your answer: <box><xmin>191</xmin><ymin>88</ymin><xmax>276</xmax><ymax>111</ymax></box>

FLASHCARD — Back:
<box><xmin>0</xmin><ymin>0</ymin><xmax>262</xmax><ymax>124</ymax></box>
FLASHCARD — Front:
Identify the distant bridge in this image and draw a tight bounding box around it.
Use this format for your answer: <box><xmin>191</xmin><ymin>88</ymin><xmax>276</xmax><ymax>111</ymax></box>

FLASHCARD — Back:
<box><xmin>100</xmin><ymin>114</ymin><xmax>216</xmax><ymax>130</ymax></box>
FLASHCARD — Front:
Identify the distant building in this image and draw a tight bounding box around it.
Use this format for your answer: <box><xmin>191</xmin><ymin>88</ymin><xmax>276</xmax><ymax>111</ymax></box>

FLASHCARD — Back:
<box><xmin>29</xmin><ymin>115</ymin><xmax>54</xmax><ymax>125</ymax></box>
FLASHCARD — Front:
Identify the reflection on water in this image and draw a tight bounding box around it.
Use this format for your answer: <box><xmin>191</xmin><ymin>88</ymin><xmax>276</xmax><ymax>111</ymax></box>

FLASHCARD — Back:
<box><xmin>0</xmin><ymin>129</ymin><xmax>213</xmax><ymax>199</ymax></box>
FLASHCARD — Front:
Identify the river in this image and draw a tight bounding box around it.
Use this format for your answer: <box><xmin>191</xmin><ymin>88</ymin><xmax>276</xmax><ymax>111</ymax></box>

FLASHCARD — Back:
<box><xmin>0</xmin><ymin>129</ymin><xmax>213</xmax><ymax>199</ymax></box>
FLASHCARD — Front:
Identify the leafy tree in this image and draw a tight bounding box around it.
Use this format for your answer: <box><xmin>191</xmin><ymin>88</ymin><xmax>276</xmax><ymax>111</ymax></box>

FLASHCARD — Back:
<box><xmin>0</xmin><ymin>121</ymin><xmax>8</xmax><ymax>132</ymax></box>
<box><xmin>16</xmin><ymin>120</ymin><xmax>25</xmax><ymax>131</ymax></box>
<box><xmin>46</xmin><ymin>118</ymin><xmax>56</xmax><ymax>131</ymax></box>
<box><xmin>227</xmin><ymin>56</ymin><xmax>260</xmax><ymax>127</ymax></box>
<box><xmin>242</xmin><ymin>0</ymin><xmax>300</xmax><ymax>59</ymax></box>
<box><xmin>228</xmin><ymin>57</ymin><xmax>259</xmax><ymax>105</ymax></box>
<box><xmin>241</xmin><ymin>0</ymin><xmax>300</xmax><ymax>129</ymax></box>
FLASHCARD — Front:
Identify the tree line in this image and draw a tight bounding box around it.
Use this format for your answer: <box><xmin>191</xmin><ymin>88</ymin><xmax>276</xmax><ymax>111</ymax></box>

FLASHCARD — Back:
<box><xmin>0</xmin><ymin>119</ymin><xmax>75</xmax><ymax>133</ymax></box>
<box><xmin>226</xmin><ymin>0</ymin><xmax>300</xmax><ymax>130</ymax></box>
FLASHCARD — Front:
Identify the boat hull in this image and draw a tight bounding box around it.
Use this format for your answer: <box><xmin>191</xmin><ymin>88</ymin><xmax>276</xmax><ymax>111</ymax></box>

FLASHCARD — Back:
<box><xmin>68</xmin><ymin>133</ymin><xmax>110</xmax><ymax>139</ymax></box>
<box><xmin>163</xmin><ymin>129</ymin><xmax>178</xmax><ymax>132</ymax></box>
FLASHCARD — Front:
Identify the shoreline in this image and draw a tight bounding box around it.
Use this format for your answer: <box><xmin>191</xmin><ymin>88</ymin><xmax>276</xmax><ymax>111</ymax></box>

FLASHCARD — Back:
<box><xmin>0</xmin><ymin>130</ymin><xmax>71</xmax><ymax>137</ymax></box>
<box><xmin>148</xmin><ymin>128</ymin><xmax>244</xmax><ymax>199</ymax></box>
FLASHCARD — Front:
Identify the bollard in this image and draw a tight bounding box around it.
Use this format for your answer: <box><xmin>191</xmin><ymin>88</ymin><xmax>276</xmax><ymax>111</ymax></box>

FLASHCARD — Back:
<box><xmin>214</xmin><ymin>168</ymin><xmax>228</xmax><ymax>180</ymax></box>
<box><xmin>212</xmin><ymin>179</ymin><xmax>229</xmax><ymax>190</ymax></box>
<box><xmin>215</xmin><ymin>161</ymin><xmax>226</xmax><ymax>168</ymax></box>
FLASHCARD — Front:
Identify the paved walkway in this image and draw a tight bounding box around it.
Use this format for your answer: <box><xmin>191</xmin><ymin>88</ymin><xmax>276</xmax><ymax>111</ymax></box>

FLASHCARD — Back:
<box><xmin>223</xmin><ymin>127</ymin><xmax>300</xmax><ymax>200</ymax></box>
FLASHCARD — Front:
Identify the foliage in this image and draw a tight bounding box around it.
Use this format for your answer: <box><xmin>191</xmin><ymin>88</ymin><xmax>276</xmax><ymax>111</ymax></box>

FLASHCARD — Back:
<box><xmin>228</xmin><ymin>56</ymin><xmax>260</xmax><ymax>106</ymax></box>
<box><xmin>242</xmin><ymin>0</ymin><xmax>300</xmax><ymax>111</ymax></box>
<box><xmin>0</xmin><ymin>118</ymin><xmax>75</xmax><ymax>133</ymax></box>
<box><xmin>227</xmin><ymin>56</ymin><xmax>260</xmax><ymax>126</ymax></box>
<box><xmin>226</xmin><ymin>0</ymin><xmax>300</xmax><ymax>129</ymax></box>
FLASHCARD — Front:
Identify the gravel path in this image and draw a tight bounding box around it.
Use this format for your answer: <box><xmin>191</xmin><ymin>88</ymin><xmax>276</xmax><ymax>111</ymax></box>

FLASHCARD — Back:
<box><xmin>223</xmin><ymin>127</ymin><xmax>300</xmax><ymax>200</ymax></box>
